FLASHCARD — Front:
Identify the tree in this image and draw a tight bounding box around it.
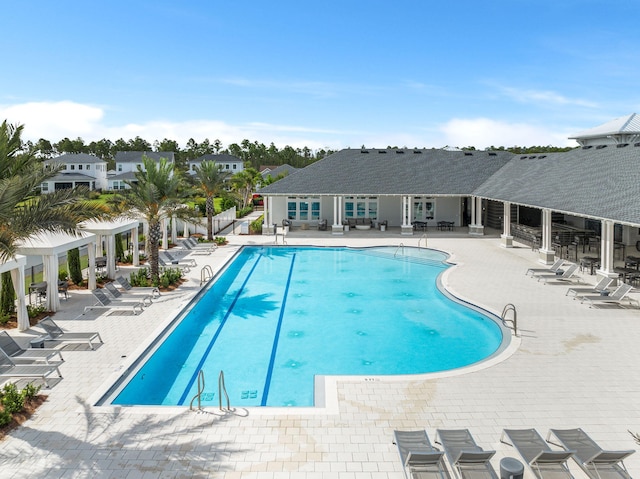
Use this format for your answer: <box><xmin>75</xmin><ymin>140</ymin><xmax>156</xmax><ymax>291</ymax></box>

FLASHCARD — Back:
<box><xmin>67</xmin><ymin>247</ymin><xmax>83</xmax><ymax>285</ymax></box>
<box><xmin>194</xmin><ymin>161</ymin><xmax>230</xmax><ymax>240</ymax></box>
<box><xmin>230</xmin><ymin>167</ymin><xmax>261</xmax><ymax>210</ymax></box>
<box><xmin>109</xmin><ymin>155</ymin><xmax>194</xmax><ymax>284</ymax></box>
<box><xmin>0</xmin><ymin>121</ymin><xmax>110</xmax><ymax>262</ymax></box>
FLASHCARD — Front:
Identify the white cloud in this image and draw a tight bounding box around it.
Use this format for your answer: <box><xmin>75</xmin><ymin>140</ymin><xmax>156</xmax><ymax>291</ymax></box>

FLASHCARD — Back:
<box><xmin>439</xmin><ymin>118</ymin><xmax>577</xmax><ymax>149</ymax></box>
<box><xmin>499</xmin><ymin>86</ymin><xmax>598</xmax><ymax>108</ymax></box>
<box><xmin>0</xmin><ymin>101</ymin><xmax>104</xmax><ymax>140</ymax></box>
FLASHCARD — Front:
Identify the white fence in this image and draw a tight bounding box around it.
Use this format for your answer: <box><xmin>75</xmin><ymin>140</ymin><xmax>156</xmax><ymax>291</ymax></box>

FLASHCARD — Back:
<box><xmin>176</xmin><ymin>206</ymin><xmax>236</xmax><ymax>237</ymax></box>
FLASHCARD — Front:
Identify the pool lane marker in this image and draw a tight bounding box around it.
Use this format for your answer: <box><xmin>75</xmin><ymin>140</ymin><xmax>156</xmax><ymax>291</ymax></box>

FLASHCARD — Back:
<box><xmin>260</xmin><ymin>252</ymin><xmax>296</xmax><ymax>406</ymax></box>
<box><xmin>177</xmin><ymin>253</ymin><xmax>264</xmax><ymax>405</ymax></box>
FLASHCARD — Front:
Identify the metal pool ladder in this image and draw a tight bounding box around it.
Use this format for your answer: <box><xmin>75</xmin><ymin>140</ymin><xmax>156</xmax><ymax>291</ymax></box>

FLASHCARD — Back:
<box><xmin>394</xmin><ymin>243</ymin><xmax>405</xmax><ymax>257</ymax></box>
<box><xmin>189</xmin><ymin>369</ymin><xmax>232</xmax><ymax>412</ymax></box>
<box><xmin>417</xmin><ymin>233</ymin><xmax>428</xmax><ymax>248</ymax></box>
<box><xmin>200</xmin><ymin>265</ymin><xmax>213</xmax><ymax>286</ymax></box>
<box><xmin>501</xmin><ymin>303</ymin><xmax>518</xmax><ymax>336</ymax></box>
<box><xmin>218</xmin><ymin>370</ymin><xmax>230</xmax><ymax>411</ymax></box>
<box><xmin>189</xmin><ymin>370</ymin><xmax>206</xmax><ymax>411</ymax></box>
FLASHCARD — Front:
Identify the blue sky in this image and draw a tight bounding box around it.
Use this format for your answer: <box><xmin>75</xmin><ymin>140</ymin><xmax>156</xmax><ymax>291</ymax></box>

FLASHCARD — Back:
<box><xmin>2</xmin><ymin>0</ymin><xmax>639</xmax><ymax>150</ymax></box>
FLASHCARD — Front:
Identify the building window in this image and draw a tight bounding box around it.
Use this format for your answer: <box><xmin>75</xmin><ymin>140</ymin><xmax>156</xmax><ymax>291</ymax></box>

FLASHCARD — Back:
<box><xmin>287</xmin><ymin>196</ymin><xmax>320</xmax><ymax>221</ymax></box>
<box><xmin>70</xmin><ymin>164</ymin><xmax>75</xmax><ymax>170</ymax></box>
<box><xmin>118</xmin><ymin>164</ymin><xmax>123</xmax><ymax>172</ymax></box>
<box><xmin>78</xmin><ymin>164</ymin><xmax>83</xmax><ymax>170</ymax></box>
<box><xmin>41</xmin><ymin>183</ymin><xmax>49</xmax><ymax>192</ymax></box>
<box><xmin>344</xmin><ymin>196</ymin><xmax>378</xmax><ymax>220</ymax></box>
<box><xmin>86</xmin><ymin>164</ymin><xmax>91</xmax><ymax>170</ymax></box>
<box><xmin>225</xmin><ymin>164</ymin><xmax>230</xmax><ymax>169</ymax></box>
<box><xmin>233</xmin><ymin>164</ymin><xmax>237</xmax><ymax>169</ymax></box>
<box><xmin>413</xmin><ymin>197</ymin><xmax>435</xmax><ymax>220</ymax></box>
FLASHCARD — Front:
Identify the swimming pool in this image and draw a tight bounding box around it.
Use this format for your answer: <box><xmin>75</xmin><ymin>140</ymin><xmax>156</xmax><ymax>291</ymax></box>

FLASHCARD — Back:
<box><xmin>104</xmin><ymin>246</ymin><xmax>506</xmax><ymax>407</ymax></box>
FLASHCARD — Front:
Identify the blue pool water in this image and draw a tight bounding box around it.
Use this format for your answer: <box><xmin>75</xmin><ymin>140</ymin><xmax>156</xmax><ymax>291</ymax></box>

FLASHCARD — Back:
<box><xmin>109</xmin><ymin>246</ymin><xmax>505</xmax><ymax>407</ymax></box>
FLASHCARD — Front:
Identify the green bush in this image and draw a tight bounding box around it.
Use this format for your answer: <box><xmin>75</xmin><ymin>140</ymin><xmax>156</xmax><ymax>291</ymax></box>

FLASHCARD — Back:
<box><xmin>27</xmin><ymin>304</ymin><xmax>48</xmax><ymax>318</ymax></box>
<box><xmin>58</xmin><ymin>269</ymin><xmax>68</xmax><ymax>281</ymax></box>
<box><xmin>21</xmin><ymin>383</ymin><xmax>41</xmax><ymax>401</ymax></box>
<box><xmin>0</xmin><ymin>272</ymin><xmax>15</xmax><ymax>316</ymax></box>
<box><xmin>214</xmin><ymin>236</ymin><xmax>228</xmax><ymax>246</ymax></box>
<box><xmin>115</xmin><ymin>233</ymin><xmax>125</xmax><ymax>262</ymax></box>
<box><xmin>67</xmin><ymin>248</ymin><xmax>83</xmax><ymax>285</ymax></box>
<box><xmin>220</xmin><ymin>197</ymin><xmax>236</xmax><ymax>211</ymax></box>
<box><xmin>0</xmin><ymin>312</ymin><xmax>11</xmax><ymax>325</ymax></box>
<box><xmin>0</xmin><ymin>409</ymin><xmax>11</xmax><ymax>427</ymax></box>
<box><xmin>250</xmin><ymin>215</ymin><xmax>264</xmax><ymax>234</ymax></box>
<box><xmin>237</xmin><ymin>205</ymin><xmax>254</xmax><ymax>218</ymax></box>
<box><xmin>1</xmin><ymin>383</ymin><xmax>24</xmax><ymax>414</ymax></box>
<box><xmin>129</xmin><ymin>268</ymin><xmax>150</xmax><ymax>287</ymax></box>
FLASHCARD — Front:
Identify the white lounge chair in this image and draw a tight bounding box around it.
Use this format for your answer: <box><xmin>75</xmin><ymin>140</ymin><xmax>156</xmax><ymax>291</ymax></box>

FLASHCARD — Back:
<box><xmin>537</xmin><ymin>263</ymin><xmax>581</xmax><ymax>284</ymax></box>
<box><xmin>566</xmin><ymin>276</ymin><xmax>613</xmax><ymax>298</ymax></box>
<box><xmin>435</xmin><ymin>429</ymin><xmax>498</xmax><ymax>479</ymax></box>
<box><xmin>181</xmin><ymin>237</ymin><xmax>216</xmax><ymax>255</ymax></box>
<box><xmin>158</xmin><ymin>256</ymin><xmax>190</xmax><ymax>273</ymax></box>
<box><xmin>394</xmin><ymin>430</ymin><xmax>450</xmax><ymax>479</ymax></box>
<box><xmin>579</xmin><ymin>283</ymin><xmax>633</xmax><ymax>307</ymax></box>
<box><xmin>0</xmin><ymin>331</ymin><xmax>63</xmax><ymax>364</ymax></box>
<box><xmin>116</xmin><ymin>276</ymin><xmax>160</xmax><ymax>299</ymax></box>
<box><xmin>547</xmin><ymin>428</ymin><xmax>634</xmax><ymax>479</ymax></box>
<box><xmin>38</xmin><ymin>317</ymin><xmax>103</xmax><ymax>350</ymax></box>
<box><xmin>527</xmin><ymin>259</ymin><xmax>565</xmax><ymax>277</ymax></box>
<box><xmin>0</xmin><ymin>347</ymin><xmax>62</xmax><ymax>388</ymax></box>
<box><xmin>84</xmin><ymin>289</ymin><xmax>145</xmax><ymax>315</ymax></box>
<box><xmin>501</xmin><ymin>428</ymin><xmax>574</xmax><ymax>479</ymax></box>
<box><xmin>162</xmin><ymin>251</ymin><xmax>196</xmax><ymax>267</ymax></box>
<box><xmin>104</xmin><ymin>282</ymin><xmax>153</xmax><ymax>306</ymax></box>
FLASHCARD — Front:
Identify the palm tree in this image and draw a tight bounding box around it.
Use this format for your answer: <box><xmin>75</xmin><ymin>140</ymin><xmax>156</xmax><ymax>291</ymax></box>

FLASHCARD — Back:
<box><xmin>110</xmin><ymin>155</ymin><xmax>194</xmax><ymax>284</ymax></box>
<box><xmin>193</xmin><ymin>160</ymin><xmax>229</xmax><ymax>240</ymax></box>
<box><xmin>230</xmin><ymin>167</ymin><xmax>261</xmax><ymax>210</ymax></box>
<box><xmin>0</xmin><ymin>121</ymin><xmax>110</xmax><ymax>262</ymax></box>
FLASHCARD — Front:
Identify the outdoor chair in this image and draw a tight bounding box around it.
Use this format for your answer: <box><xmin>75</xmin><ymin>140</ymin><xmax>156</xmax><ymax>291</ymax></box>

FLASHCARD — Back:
<box><xmin>501</xmin><ymin>428</ymin><xmax>574</xmax><ymax>479</ymax></box>
<box><xmin>547</xmin><ymin>428</ymin><xmax>634</xmax><ymax>479</ymax></box>
<box><xmin>158</xmin><ymin>256</ymin><xmax>190</xmax><ymax>274</ymax></box>
<box><xmin>104</xmin><ymin>282</ymin><xmax>153</xmax><ymax>306</ymax></box>
<box><xmin>0</xmin><ymin>347</ymin><xmax>62</xmax><ymax>388</ymax></box>
<box><xmin>58</xmin><ymin>280</ymin><xmax>69</xmax><ymax>300</ymax></box>
<box><xmin>84</xmin><ymin>289</ymin><xmax>145</xmax><ymax>315</ymax></box>
<box><xmin>566</xmin><ymin>276</ymin><xmax>613</xmax><ymax>298</ymax></box>
<box><xmin>162</xmin><ymin>251</ymin><xmax>197</xmax><ymax>267</ymax></box>
<box><xmin>116</xmin><ymin>276</ymin><xmax>160</xmax><ymax>298</ymax></box>
<box><xmin>527</xmin><ymin>258</ymin><xmax>565</xmax><ymax>277</ymax></box>
<box><xmin>0</xmin><ymin>331</ymin><xmax>64</xmax><ymax>364</ymax></box>
<box><xmin>38</xmin><ymin>317</ymin><xmax>103</xmax><ymax>350</ymax></box>
<box><xmin>435</xmin><ymin>429</ymin><xmax>498</xmax><ymax>479</ymax></box>
<box><xmin>393</xmin><ymin>430</ymin><xmax>450</xmax><ymax>479</ymax></box>
<box><xmin>579</xmin><ymin>283</ymin><xmax>634</xmax><ymax>307</ymax></box>
<box><xmin>537</xmin><ymin>263</ymin><xmax>581</xmax><ymax>284</ymax></box>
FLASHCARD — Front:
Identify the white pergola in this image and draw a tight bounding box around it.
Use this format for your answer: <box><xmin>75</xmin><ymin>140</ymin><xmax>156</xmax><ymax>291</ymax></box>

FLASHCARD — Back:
<box><xmin>81</xmin><ymin>218</ymin><xmax>141</xmax><ymax>279</ymax></box>
<box><xmin>0</xmin><ymin>255</ymin><xmax>29</xmax><ymax>331</ymax></box>
<box><xmin>17</xmin><ymin>231</ymin><xmax>98</xmax><ymax>314</ymax></box>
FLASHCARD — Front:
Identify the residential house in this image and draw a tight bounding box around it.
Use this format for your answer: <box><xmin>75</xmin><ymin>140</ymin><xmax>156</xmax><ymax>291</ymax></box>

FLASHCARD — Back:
<box><xmin>108</xmin><ymin>151</ymin><xmax>176</xmax><ymax>190</ymax></box>
<box><xmin>42</xmin><ymin>153</ymin><xmax>108</xmax><ymax>192</ymax></box>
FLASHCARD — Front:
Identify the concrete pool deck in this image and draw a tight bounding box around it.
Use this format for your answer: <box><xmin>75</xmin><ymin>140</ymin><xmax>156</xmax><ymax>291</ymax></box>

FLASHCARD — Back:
<box><xmin>1</xmin><ymin>226</ymin><xmax>639</xmax><ymax>478</ymax></box>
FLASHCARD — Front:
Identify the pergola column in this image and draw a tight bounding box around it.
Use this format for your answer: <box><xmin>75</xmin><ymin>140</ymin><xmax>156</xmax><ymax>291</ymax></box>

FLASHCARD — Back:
<box><xmin>598</xmin><ymin>220</ymin><xmax>618</xmax><ymax>280</ymax></box>
<box><xmin>106</xmin><ymin>233</ymin><xmax>116</xmax><ymax>279</ymax></box>
<box><xmin>538</xmin><ymin>208</ymin><xmax>555</xmax><ymax>264</ymax></box>
<box><xmin>171</xmin><ymin>215</ymin><xmax>177</xmax><ymax>245</ymax></box>
<box><xmin>87</xmin><ymin>241</ymin><xmax>97</xmax><ymax>290</ymax></box>
<box><xmin>332</xmin><ymin>196</ymin><xmax>344</xmax><ymax>234</ymax></box>
<box><xmin>500</xmin><ymin>201</ymin><xmax>513</xmax><ymax>248</ymax></box>
<box><xmin>10</xmin><ymin>259</ymin><xmax>28</xmax><ymax>331</ymax></box>
<box><xmin>132</xmin><ymin>226</ymin><xmax>140</xmax><ymax>267</ymax></box>
<box><xmin>401</xmin><ymin>196</ymin><xmax>413</xmax><ymax>235</ymax></box>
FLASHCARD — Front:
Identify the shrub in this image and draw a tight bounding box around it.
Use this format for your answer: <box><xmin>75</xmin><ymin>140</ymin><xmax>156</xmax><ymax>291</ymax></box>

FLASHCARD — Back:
<box><xmin>220</xmin><ymin>197</ymin><xmax>236</xmax><ymax>211</ymax></box>
<box><xmin>0</xmin><ymin>410</ymin><xmax>11</xmax><ymax>427</ymax></box>
<box><xmin>67</xmin><ymin>248</ymin><xmax>83</xmax><ymax>285</ymax></box>
<box><xmin>26</xmin><ymin>304</ymin><xmax>48</xmax><ymax>318</ymax></box>
<box><xmin>237</xmin><ymin>205</ymin><xmax>254</xmax><ymax>218</ymax></box>
<box><xmin>0</xmin><ymin>272</ymin><xmax>15</xmax><ymax>316</ymax></box>
<box><xmin>214</xmin><ymin>236</ymin><xmax>228</xmax><ymax>246</ymax></box>
<box><xmin>129</xmin><ymin>268</ymin><xmax>150</xmax><ymax>287</ymax></box>
<box><xmin>115</xmin><ymin>233</ymin><xmax>125</xmax><ymax>262</ymax></box>
<box><xmin>250</xmin><ymin>216</ymin><xmax>264</xmax><ymax>234</ymax></box>
<box><xmin>21</xmin><ymin>383</ymin><xmax>41</xmax><ymax>402</ymax></box>
<box><xmin>0</xmin><ymin>313</ymin><xmax>10</xmax><ymax>325</ymax></box>
<box><xmin>1</xmin><ymin>383</ymin><xmax>24</xmax><ymax>414</ymax></box>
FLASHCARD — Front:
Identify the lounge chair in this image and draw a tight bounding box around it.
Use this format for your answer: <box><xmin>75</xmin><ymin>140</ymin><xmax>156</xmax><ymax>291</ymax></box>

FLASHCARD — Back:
<box><xmin>104</xmin><ymin>282</ymin><xmax>153</xmax><ymax>306</ymax></box>
<box><xmin>0</xmin><ymin>331</ymin><xmax>64</xmax><ymax>364</ymax></box>
<box><xmin>393</xmin><ymin>430</ymin><xmax>450</xmax><ymax>479</ymax></box>
<box><xmin>566</xmin><ymin>277</ymin><xmax>613</xmax><ymax>298</ymax></box>
<box><xmin>162</xmin><ymin>251</ymin><xmax>196</xmax><ymax>267</ymax></box>
<box><xmin>38</xmin><ymin>317</ymin><xmax>103</xmax><ymax>350</ymax></box>
<box><xmin>435</xmin><ymin>429</ymin><xmax>497</xmax><ymax>479</ymax></box>
<box><xmin>0</xmin><ymin>347</ymin><xmax>62</xmax><ymax>388</ymax></box>
<box><xmin>537</xmin><ymin>263</ymin><xmax>581</xmax><ymax>284</ymax></box>
<box><xmin>158</xmin><ymin>256</ymin><xmax>190</xmax><ymax>273</ymax></box>
<box><xmin>527</xmin><ymin>259</ymin><xmax>566</xmax><ymax>277</ymax></box>
<box><xmin>85</xmin><ymin>289</ymin><xmax>145</xmax><ymax>315</ymax></box>
<box><xmin>116</xmin><ymin>276</ymin><xmax>160</xmax><ymax>299</ymax></box>
<box><xmin>579</xmin><ymin>283</ymin><xmax>634</xmax><ymax>307</ymax></box>
<box><xmin>181</xmin><ymin>237</ymin><xmax>216</xmax><ymax>255</ymax></box>
<box><xmin>501</xmin><ymin>428</ymin><xmax>575</xmax><ymax>479</ymax></box>
<box><xmin>547</xmin><ymin>428</ymin><xmax>634</xmax><ymax>479</ymax></box>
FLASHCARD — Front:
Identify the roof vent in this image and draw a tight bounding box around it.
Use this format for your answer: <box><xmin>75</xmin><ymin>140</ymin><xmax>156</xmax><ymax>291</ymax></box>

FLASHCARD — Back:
<box><xmin>520</xmin><ymin>156</ymin><xmax>528</xmax><ymax>159</ymax></box>
<box><xmin>413</xmin><ymin>150</ymin><xmax>422</xmax><ymax>154</ymax></box>
<box><xmin>464</xmin><ymin>152</ymin><xmax>473</xmax><ymax>156</ymax></box>
<box><xmin>582</xmin><ymin>145</ymin><xmax>593</xmax><ymax>149</ymax></box>
<box><xmin>635</xmin><ymin>142</ymin><xmax>640</xmax><ymax>147</ymax></box>
<box><xmin>596</xmin><ymin>145</ymin><xmax>607</xmax><ymax>149</ymax></box>
<box><xmin>488</xmin><ymin>152</ymin><xmax>497</xmax><ymax>156</ymax></box>
<box><xmin>616</xmin><ymin>143</ymin><xmax>629</xmax><ymax>148</ymax></box>
<box><xmin>529</xmin><ymin>155</ymin><xmax>537</xmax><ymax>159</ymax></box>
<box><xmin>539</xmin><ymin>155</ymin><xmax>547</xmax><ymax>159</ymax></box>
<box><xmin>378</xmin><ymin>150</ymin><xmax>387</xmax><ymax>154</ymax></box>
<box><xmin>396</xmin><ymin>150</ymin><xmax>404</xmax><ymax>154</ymax></box>
<box><xmin>361</xmin><ymin>150</ymin><xmax>369</xmax><ymax>153</ymax></box>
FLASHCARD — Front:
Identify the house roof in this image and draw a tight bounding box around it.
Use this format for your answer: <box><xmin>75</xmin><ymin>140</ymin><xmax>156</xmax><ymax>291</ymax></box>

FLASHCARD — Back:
<box><xmin>46</xmin><ymin>153</ymin><xmax>106</xmax><ymax>164</ymax></box>
<box><xmin>109</xmin><ymin>172</ymin><xmax>137</xmax><ymax>182</ymax></box>
<box><xmin>261</xmin><ymin>164</ymin><xmax>298</xmax><ymax>179</ymax></box>
<box><xmin>259</xmin><ymin>149</ymin><xmax>513</xmax><ymax>196</ymax></box>
<box><xmin>474</xmin><ymin>144</ymin><xmax>640</xmax><ymax>225</ymax></box>
<box><xmin>569</xmin><ymin>113</ymin><xmax>640</xmax><ymax>140</ymax></box>
<box><xmin>48</xmin><ymin>172</ymin><xmax>98</xmax><ymax>182</ymax></box>
<box><xmin>190</xmin><ymin>154</ymin><xmax>243</xmax><ymax>163</ymax></box>
<box><xmin>115</xmin><ymin>151</ymin><xmax>175</xmax><ymax>163</ymax></box>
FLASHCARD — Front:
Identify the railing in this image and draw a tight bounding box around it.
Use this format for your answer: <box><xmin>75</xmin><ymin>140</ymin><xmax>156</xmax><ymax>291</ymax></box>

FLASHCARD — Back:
<box><xmin>218</xmin><ymin>370</ymin><xmax>230</xmax><ymax>411</ymax></box>
<box><xmin>189</xmin><ymin>370</ymin><xmax>206</xmax><ymax>411</ymax></box>
<box><xmin>394</xmin><ymin>243</ymin><xmax>405</xmax><ymax>258</ymax></box>
<box><xmin>417</xmin><ymin>234</ymin><xmax>428</xmax><ymax>249</ymax></box>
<box><xmin>200</xmin><ymin>265</ymin><xmax>214</xmax><ymax>286</ymax></box>
<box><xmin>501</xmin><ymin>303</ymin><xmax>518</xmax><ymax>336</ymax></box>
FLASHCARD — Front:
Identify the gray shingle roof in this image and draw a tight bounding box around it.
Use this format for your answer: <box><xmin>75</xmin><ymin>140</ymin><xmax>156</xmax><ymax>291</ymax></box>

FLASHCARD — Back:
<box><xmin>191</xmin><ymin>154</ymin><xmax>243</xmax><ymax>163</ymax></box>
<box><xmin>474</xmin><ymin>144</ymin><xmax>640</xmax><ymax>224</ymax></box>
<box><xmin>114</xmin><ymin>151</ymin><xmax>175</xmax><ymax>163</ymax></box>
<box><xmin>261</xmin><ymin>164</ymin><xmax>298</xmax><ymax>179</ymax></box>
<box><xmin>46</xmin><ymin>153</ymin><xmax>105</xmax><ymax>164</ymax></box>
<box><xmin>570</xmin><ymin>113</ymin><xmax>640</xmax><ymax>140</ymax></box>
<box><xmin>259</xmin><ymin>149</ymin><xmax>513</xmax><ymax>196</ymax></box>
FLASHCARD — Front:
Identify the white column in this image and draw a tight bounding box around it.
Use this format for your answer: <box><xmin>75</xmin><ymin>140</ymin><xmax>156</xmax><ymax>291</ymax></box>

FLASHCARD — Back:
<box><xmin>162</xmin><ymin>217</ymin><xmax>169</xmax><ymax>250</ymax></box>
<box><xmin>338</xmin><ymin>196</ymin><xmax>343</xmax><ymax>225</ymax></box>
<box><xmin>476</xmin><ymin>197</ymin><xmax>483</xmax><ymax>226</ymax></box>
<box><xmin>11</xmin><ymin>266</ymin><xmax>28</xmax><ymax>331</ymax></box>
<box><xmin>332</xmin><ymin>196</ymin><xmax>338</xmax><ymax>227</ymax></box>
<box><xmin>171</xmin><ymin>216</ymin><xmax>177</xmax><ymax>244</ymax></box>
<box><xmin>95</xmin><ymin>234</ymin><xmax>102</xmax><ymax>257</ymax></box>
<box><xmin>143</xmin><ymin>222</ymin><xmax>150</xmax><ymax>256</ymax></box>
<box><xmin>470</xmin><ymin>196</ymin><xmax>477</xmax><ymax>227</ymax></box>
<box><xmin>87</xmin><ymin>242</ymin><xmax>96</xmax><ymax>290</ymax></box>
<box><xmin>132</xmin><ymin>226</ymin><xmax>140</xmax><ymax>267</ymax></box>
<box><xmin>538</xmin><ymin>208</ymin><xmax>555</xmax><ymax>264</ymax></box>
<box><xmin>601</xmin><ymin>220</ymin><xmax>615</xmax><ymax>274</ymax></box>
<box><xmin>183</xmin><ymin>219</ymin><xmax>189</xmax><ymax>238</ymax></box>
<box><xmin>43</xmin><ymin>254</ymin><xmax>60</xmax><ymax>312</ymax></box>
<box><xmin>501</xmin><ymin>201</ymin><xmax>512</xmax><ymax>247</ymax></box>
<box><xmin>106</xmin><ymin>234</ymin><xmax>116</xmax><ymax>279</ymax></box>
